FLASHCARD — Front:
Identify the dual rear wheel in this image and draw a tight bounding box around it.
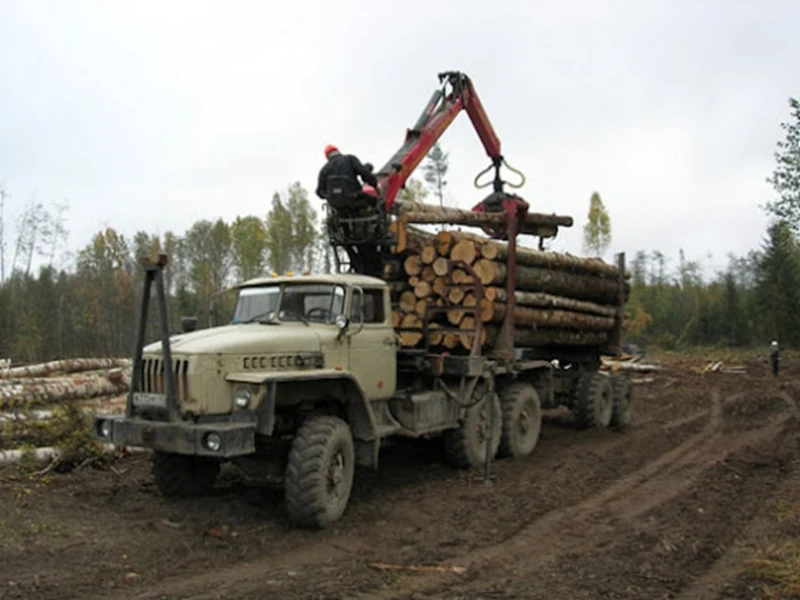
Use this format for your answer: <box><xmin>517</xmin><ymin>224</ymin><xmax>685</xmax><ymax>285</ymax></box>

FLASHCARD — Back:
<box><xmin>572</xmin><ymin>372</ymin><xmax>634</xmax><ymax>429</ymax></box>
<box><xmin>443</xmin><ymin>381</ymin><xmax>543</xmax><ymax>469</ymax></box>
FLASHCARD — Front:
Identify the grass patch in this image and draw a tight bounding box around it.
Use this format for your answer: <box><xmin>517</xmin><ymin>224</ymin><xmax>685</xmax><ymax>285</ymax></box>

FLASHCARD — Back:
<box><xmin>745</xmin><ymin>542</ymin><xmax>800</xmax><ymax>599</ymax></box>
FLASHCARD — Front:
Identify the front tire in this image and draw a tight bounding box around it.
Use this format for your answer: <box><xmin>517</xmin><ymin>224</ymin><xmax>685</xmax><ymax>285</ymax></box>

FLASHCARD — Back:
<box><xmin>285</xmin><ymin>416</ymin><xmax>355</xmax><ymax>529</ymax></box>
<box><xmin>151</xmin><ymin>451</ymin><xmax>220</xmax><ymax>497</ymax></box>
<box><xmin>498</xmin><ymin>383</ymin><xmax>542</xmax><ymax>458</ymax></box>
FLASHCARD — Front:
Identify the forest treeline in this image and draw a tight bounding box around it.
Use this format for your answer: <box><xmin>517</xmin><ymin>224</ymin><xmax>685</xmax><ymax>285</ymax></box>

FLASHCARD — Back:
<box><xmin>0</xmin><ymin>183</ymin><xmax>795</xmax><ymax>363</ymax></box>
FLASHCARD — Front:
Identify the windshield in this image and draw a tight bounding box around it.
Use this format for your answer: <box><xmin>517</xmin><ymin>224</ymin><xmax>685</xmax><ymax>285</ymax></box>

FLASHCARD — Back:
<box><xmin>231</xmin><ymin>283</ymin><xmax>345</xmax><ymax>324</ymax></box>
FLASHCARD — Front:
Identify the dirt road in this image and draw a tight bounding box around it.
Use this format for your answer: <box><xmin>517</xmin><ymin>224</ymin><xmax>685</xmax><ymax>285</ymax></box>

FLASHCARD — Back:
<box><xmin>1</xmin><ymin>357</ymin><xmax>798</xmax><ymax>599</ymax></box>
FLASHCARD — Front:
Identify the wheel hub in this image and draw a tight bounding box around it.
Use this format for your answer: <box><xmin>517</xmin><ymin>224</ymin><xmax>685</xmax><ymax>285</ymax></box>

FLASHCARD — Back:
<box><xmin>518</xmin><ymin>408</ymin><xmax>530</xmax><ymax>436</ymax></box>
<box><xmin>327</xmin><ymin>452</ymin><xmax>345</xmax><ymax>498</ymax></box>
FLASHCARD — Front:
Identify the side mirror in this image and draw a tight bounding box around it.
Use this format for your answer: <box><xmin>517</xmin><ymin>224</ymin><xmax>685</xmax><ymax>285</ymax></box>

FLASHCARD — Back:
<box><xmin>181</xmin><ymin>316</ymin><xmax>198</xmax><ymax>333</ymax></box>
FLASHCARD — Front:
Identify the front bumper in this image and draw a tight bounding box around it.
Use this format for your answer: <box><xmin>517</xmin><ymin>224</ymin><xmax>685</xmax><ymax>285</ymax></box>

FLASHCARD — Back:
<box><xmin>93</xmin><ymin>414</ymin><xmax>256</xmax><ymax>458</ymax></box>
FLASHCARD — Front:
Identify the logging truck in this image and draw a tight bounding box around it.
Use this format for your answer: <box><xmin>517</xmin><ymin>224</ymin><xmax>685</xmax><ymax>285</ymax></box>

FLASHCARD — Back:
<box><xmin>93</xmin><ymin>71</ymin><xmax>633</xmax><ymax>529</ymax></box>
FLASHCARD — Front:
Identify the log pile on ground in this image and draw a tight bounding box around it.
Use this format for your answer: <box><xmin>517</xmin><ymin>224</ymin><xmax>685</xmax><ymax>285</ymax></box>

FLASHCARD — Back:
<box><xmin>0</xmin><ymin>358</ymin><xmax>133</xmax><ymax>470</ymax></box>
<box><xmin>0</xmin><ymin>359</ymin><xmax>132</xmax><ymax>410</ymax></box>
<box><xmin>386</xmin><ymin>204</ymin><xmax>629</xmax><ymax>351</ymax></box>
<box><xmin>0</xmin><ymin>357</ymin><xmax>131</xmax><ymax>379</ymax></box>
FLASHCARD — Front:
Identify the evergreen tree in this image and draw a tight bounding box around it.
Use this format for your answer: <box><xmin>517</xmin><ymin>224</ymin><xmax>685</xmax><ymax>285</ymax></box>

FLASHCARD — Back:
<box><xmin>755</xmin><ymin>219</ymin><xmax>800</xmax><ymax>344</ymax></box>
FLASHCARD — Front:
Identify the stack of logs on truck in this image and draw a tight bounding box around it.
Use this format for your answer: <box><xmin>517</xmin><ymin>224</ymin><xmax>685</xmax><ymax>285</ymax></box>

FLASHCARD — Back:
<box><xmin>384</xmin><ymin>202</ymin><xmax>629</xmax><ymax>356</ymax></box>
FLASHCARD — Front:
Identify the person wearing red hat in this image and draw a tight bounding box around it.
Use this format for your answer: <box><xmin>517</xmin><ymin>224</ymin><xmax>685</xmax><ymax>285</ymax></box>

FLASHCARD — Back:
<box><xmin>315</xmin><ymin>144</ymin><xmax>379</xmax><ymax>208</ymax></box>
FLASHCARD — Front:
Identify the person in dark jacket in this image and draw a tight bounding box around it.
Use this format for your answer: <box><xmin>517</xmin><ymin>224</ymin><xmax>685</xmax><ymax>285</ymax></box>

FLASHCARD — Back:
<box><xmin>316</xmin><ymin>144</ymin><xmax>379</xmax><ymax>209</ymax></box>
<box><xmin>770</xmin><ymin>340</ymin><xmax>780</xmax><ymax>377</ymax></box>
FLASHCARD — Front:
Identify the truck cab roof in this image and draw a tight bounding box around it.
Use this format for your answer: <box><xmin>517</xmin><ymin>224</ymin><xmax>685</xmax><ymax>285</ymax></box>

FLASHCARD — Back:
<box><xmin>238</xmin><ymin>272</ymin><xmax>388</xmax><ymax>289</ymax></box>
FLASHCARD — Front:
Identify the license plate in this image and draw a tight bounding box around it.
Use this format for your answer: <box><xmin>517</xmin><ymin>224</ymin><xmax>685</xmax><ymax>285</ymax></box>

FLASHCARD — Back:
<box><xmin>132</xmin><ymin>392</ymin><xmax>167</xmax><ymax>408</ymax></box>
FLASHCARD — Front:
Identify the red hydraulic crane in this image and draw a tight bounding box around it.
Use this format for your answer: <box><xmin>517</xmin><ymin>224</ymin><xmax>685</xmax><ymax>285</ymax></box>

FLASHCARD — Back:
<box><xmin>374</xmin><ymin>71</ymin><xmax>526</xmax><ymax>213</ymax></box>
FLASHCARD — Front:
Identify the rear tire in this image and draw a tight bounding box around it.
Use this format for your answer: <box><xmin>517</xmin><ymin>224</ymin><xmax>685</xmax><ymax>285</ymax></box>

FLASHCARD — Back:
<box><xmin>443</xmin><ymin>392</ymin><xmax>502</xmax><ymax>469</ymax></box>
<box><xmin>285</xmin><ymin>416</ymin><xmax>355</xmax><ymax>530</ymax></box>
<box><xmin>610</xmin><ymin>375</ymin><xmax>634</xmax><ymax>427</ymax></box>
<box><xmin>573</xmin><ymin>372</ymin><xmax>613</xmax><ymax>429</ymax></box>
<box><xmin>151</xmin><ymin>451</ymin><xmax>220</xmax><ymax>497</ymax></box>
<box><xmin>498</xmin><ymin>383</ymin><xmax>542</xmax><ymax>458</ymax></box>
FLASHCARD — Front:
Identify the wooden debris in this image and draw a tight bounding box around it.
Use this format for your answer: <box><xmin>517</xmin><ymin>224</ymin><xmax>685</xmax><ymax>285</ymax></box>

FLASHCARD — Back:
<box><xmin>369</xmin><ymin>562</ymin><xmax>467</xmax><ymax>575</ymax></box>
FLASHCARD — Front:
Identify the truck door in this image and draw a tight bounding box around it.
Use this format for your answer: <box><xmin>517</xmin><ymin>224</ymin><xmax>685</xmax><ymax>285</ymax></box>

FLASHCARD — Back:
<box><xmin>348</xmin><ymin>287</ymin><xmax>397</xmax><ymax>400</ymax></box>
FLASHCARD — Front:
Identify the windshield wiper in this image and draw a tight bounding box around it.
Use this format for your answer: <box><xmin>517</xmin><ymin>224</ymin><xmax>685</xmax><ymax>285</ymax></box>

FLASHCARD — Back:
<box><xmin>242</xmin><ymin>310</ymin><xmax>278</xmax><ymax>324</ymax></box>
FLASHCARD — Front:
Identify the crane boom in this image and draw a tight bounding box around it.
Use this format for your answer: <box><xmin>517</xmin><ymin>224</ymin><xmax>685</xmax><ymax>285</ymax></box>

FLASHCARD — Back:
<box><xmin>375</xmin><ymin>71</ymin><xmax>507</xmax><ymax>210</ymax></box>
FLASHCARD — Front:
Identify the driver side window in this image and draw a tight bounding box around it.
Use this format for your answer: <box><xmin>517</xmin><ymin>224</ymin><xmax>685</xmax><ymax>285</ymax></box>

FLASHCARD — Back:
<box><xmin>350</xmin><ymin>289</ymin><xmax>385</xmax><ymax>324</ymax></box>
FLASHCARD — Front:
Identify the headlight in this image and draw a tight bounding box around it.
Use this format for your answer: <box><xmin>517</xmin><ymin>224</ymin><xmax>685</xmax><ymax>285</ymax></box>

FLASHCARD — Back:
<box><xmin>98</xmin><ymin>420</ymin><xmax>112</xmax><ymax>438</ymax></box>
<box><xmin>234</xmin><ymin>387</ymin><xmax>252</xmax><ymax>409</ymax></box>
<box><xmin>204</xmin><ymin>432</ymin><xmax>222</xmax><ymax>452</ymax></box>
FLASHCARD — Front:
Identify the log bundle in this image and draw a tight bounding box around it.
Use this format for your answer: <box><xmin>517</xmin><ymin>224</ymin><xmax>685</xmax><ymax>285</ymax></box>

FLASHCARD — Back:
<box><xmin>0</xmin><ymin>364</ymin><xmax>131</xmax><ymax>409</ymax></box>
<box><xmin>385</xmin><ymin>219</ymin><xmax>628</xmax><ymax>352</ymax></box>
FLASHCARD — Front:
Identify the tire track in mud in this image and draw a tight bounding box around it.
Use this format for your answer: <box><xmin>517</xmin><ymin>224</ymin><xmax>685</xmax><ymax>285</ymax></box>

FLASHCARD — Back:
<box><xmin>674</xmin><ymin>389</ymin><xmax>800</xmax><ymax>600</ymax></box>
<box><xmin>125</xmin><ymin>537</ymin><xmax>367</xmax><ymax>600</ymax></box>
<box><xmin>363</xmin><ymin>389</ymin><xmax>795</xmax><ymax>599</ymax></box>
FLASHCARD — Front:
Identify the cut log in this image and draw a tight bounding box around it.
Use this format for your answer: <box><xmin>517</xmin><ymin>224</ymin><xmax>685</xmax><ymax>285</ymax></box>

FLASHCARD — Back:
<box><xmin>1</xmin><ymin>371</ymin><xmax>132</xmax><ymax>409</ymax></box>
<box><xmin>398</xmin><ymin>314</ymin><xmax>423</xmax><ymax>347</ymax></box>
<box><xmin>458</xmin><ymin>317</ymin><xmax>487</xmax><ymax>350</ymax></box>
<box><xmin>415</xmin><ymin>299</ymin><xmax>429</xmax><ymax>317</ymax></box>
<box><xmin>414</xmin><ymin>281</ymin><xmax>432</xmax><ymax>299</ymax></box>
<box><xmin>408</xmin><ymin>276</ymin><xmax>420</xmax><ymax>286</ymax></box>
<box><xmin>482</xmin><ymin>327</ymin><xmax>609</xmax><ymax>348</ymax></box>
<box><xmin>404</xmin><ymin>254</ymin><xmax>423</xmax><ymax>277</ymax></box>
<box><xmin>432</xmin><ymin>257</ymin><xmax>449</xmax><ymax>277</ymax></box>
<box><xmin>392</xmin><ymin>311</ymin><xmax>402</xmax><ymax>328</ymax></box>
<box><xmin>450</xmin><ymin>239</ymin><xmax>477</xmax><ymax>265</ymax></box>
<box><xmin>489</xmin><ymin>244</ymin><xmax>622</xmax><ymax>279</ymax></box>
<box><xmin>446</xmin><ymin>230</ymin><xmax>500</xmax><ymax>260</ymax></box>
<box><xmin>420</xmin><ymin>266</ymin><xmax>436</xmax><ymax>283</ymax></box>
<box><xmin>420</xmin><ymin>245</ymin><xmax>438</xmax><ymax>265</ymax></box>
<box><xmin>0</xmin><ymin>444</ymin><xmax>145</xmax><ymax>467</ymax></box>
<box><xmin>487</xmin><ymin>304</ymin><xmax>615</xmax><ymax>330</ymax></box>
<box><xmin>0</xmin><ymin>358</ymin><xmax>132</xmax><ymax>380</ymax></box>
<box><xmin>478</xmin><ymin>299</ymin><xmax>494</xmax><ymax>323</ymax></box>
<box><xmin>399</xmin><ymin>203</ymin><xmax>573</xmax><ymax>230</ymax></box>
<box><xmin>432</xmin><ymin>277</ymin><xmax>447</xmax><ymax>297</ymax></box>
<box><xmin>473</xmin><ymin>259</ymin><xmax>624</xmax><ymax>304</ymax></box>
<box><xmin>488</xmin><ymin>288</ymin><xmax>617</xmax><ymax>317</ymax></box>
<box><xmin>428</xmin><ymin>323</ymin><xmax>444</xmax><ymax>346</ymax></box>
<box><xmin>447</xmin><ymin>307</ymin><xmax>466</xmax><ymax>326</ymax></box>
<box><xmin>451</xmin><ymin>269</ymin><xmax>474</xmax><ymax>284</ymax></box>
<box><xmin>434</xmin><ymin>230</ymin><xmax>454</xmax><ymax>256</ymax></box>
<box><xmin>442</xmin><ymin>332</ymin><xmax>459</xmax><ymax>350</ymax></box>
<box><xmin>398</xmin><ymin>290</ymin><xmax>417</xmax><ymax>313</ymax></box>
<box><xmin>461</xmin><ymin>293</ymin><xmax>492</xmax><ymax>323</ymax></box>
<box><xmin>391</xmin><ymin>222</ymin><xmax>437</xmax><ymax>254</ymax></box>
<box><xmin>447</xmin><ymin>287</ymin><xmax>466</xmax><ymax>305</ymax></box>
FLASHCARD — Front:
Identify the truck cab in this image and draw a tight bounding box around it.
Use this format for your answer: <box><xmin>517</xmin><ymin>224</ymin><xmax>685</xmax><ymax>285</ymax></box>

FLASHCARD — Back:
<box><xmin>95</xmin><ymin>272</ymin><xmax>403</xmax><ymax>529</ymax></box>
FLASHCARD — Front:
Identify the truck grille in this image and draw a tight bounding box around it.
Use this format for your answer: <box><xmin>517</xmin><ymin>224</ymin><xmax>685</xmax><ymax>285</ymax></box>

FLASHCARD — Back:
<box><xmin>140</xmin><ymin>358</ymin><xmax>190</xmax><ymax>404</ymax></box>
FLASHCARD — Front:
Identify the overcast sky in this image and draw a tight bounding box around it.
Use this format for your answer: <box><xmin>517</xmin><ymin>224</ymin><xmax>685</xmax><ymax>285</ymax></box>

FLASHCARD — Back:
<box><xmin>1</xmin><ymin>0</ymin><xmax>798</xmax><ymax>276</ymax></box>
